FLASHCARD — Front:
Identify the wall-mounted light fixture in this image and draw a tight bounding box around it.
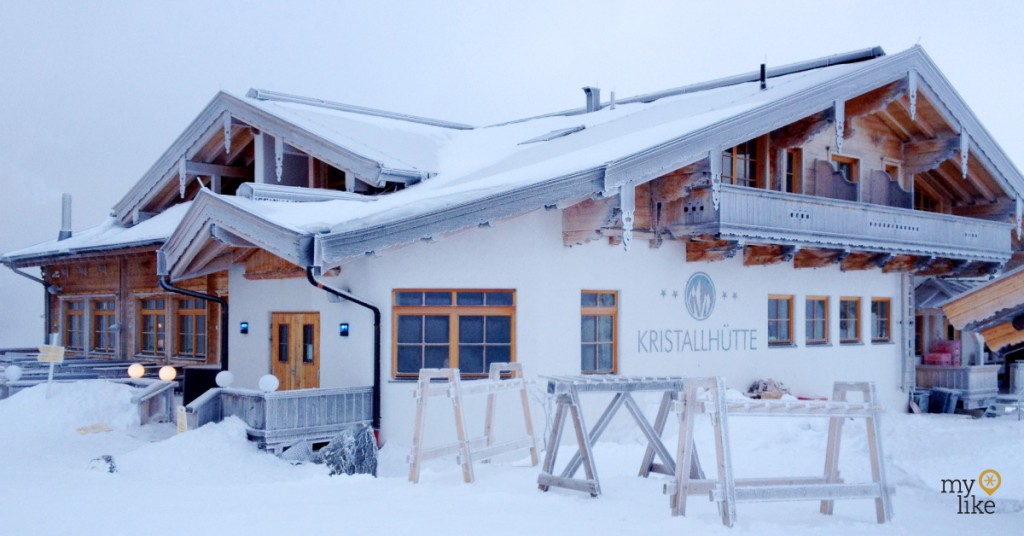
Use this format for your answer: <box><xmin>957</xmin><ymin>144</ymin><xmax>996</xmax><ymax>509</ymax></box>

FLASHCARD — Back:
<box><xmin>339</xmin><ymin>323</ymin><xmax>350</xmax><ymax>337</ymax></box>
<box><xmin>240</xmin><ymin>321</ymin><xmax>249</xmax><ymax>334</ymax></box>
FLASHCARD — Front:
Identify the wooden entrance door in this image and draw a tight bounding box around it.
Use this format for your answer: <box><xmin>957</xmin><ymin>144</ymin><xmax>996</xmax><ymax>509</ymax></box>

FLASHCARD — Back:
<box><xmin>270</xmin><ymin>312</ymin><xmax>320</xmax><ymax>390</ymax></box>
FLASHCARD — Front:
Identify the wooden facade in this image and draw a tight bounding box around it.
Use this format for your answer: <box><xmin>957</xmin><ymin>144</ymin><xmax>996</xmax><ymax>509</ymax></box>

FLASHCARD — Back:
<box><xmin>561</xmin><ymin>76</ymin><xmax>1016</xmax><ymax>277</ymax></box>
<box><xmin>32</xmin><ymin>250</ymin><xmax>227</xmax><ymax>364</ymax></box>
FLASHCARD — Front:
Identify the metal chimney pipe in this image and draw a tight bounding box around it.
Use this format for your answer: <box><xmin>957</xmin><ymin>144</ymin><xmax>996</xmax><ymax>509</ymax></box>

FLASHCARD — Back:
<box><xmin>58</xmin><ymin>193</ymin><xmax>72</xmax><ymax>240</ymax></box>
<box><xmin>583</xmin><ymin>86</ymin><xmax>601</xmax><ymax>112</ymax></box>
<box><xmin>760</xmin><ymin>63</ymin><xmax>767</xmax><ymax>90</ymax></box>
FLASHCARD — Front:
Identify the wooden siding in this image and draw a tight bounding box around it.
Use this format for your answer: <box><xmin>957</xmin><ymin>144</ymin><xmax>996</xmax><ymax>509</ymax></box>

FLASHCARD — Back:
<box><xmin>943</xmin><ymin>268</ymin><xmax>1024</xmax><ymax>330</ymax></box>
<box><xmin>43</xmin><ymin>250</ymin><xmax>227</xmax><ymax>364</ymax></box>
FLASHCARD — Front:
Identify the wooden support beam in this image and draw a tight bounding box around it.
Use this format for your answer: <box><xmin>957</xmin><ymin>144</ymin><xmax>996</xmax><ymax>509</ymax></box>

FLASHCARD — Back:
<box><xmin>881</xmin><ymin>254</ymin><xmax>917</xmax><ymax>273</ymax></box>
<box><xmin>770</xmin><ymin>110</ymin><xmax>832</xmax><ymax>150</ymax></box>
<box><xmin>952</xmin><ymin>197</ymin><xmax>1015</xmax><ymax>221</ymax></box>
<box><xmin>916</xmin><ymin>258</ymin><xmax>968</xmax><ymax>277</ymax></box>
<box><xmin>686</xmin><ymin>238</ymin><xmax>739</xmax><ymax>263</ymax></box>
<box><xmin>562</xmin><ymin>197</ymin><xmax>617</xmax><ymax>246</ymax></box>
<box><xmin>845</xmin><ymin>80</ymin><xmax>907</xmax><ymax>120</ymax></box>
<box><xmin>902</xmin><ymin>135</ymin><xmax>959</xmax><ymax>176</ymax></box>
<box><xmin>877</xmin><ymin>109</ymin><xmax>912</xmax><ymax>142</ymax></box>
<box><xmin>963</xmin><ymin>157</ymin><xmax>1000</xmax><ymax>203</ymax></box>
<box><xmin>185</xmin><ymin>161</ymin><xmax>253</xmax><ymax>179</ymax></box>
<box><xmin>841</xmin><ymin>252</ymin><xmax>879</xmax><ymax>271</ymax></box>
<box><xmin>868</xmin><ymin>253</ymin><xmax>895</xmax><ymax>269</ymax></box>
<box><xmin>743</xmin><ymin>244</ymin><xmax>792</xmax><ymax>266</ymax></box>
<box><xmin>919</xmin><ymin>169</ymin><xmax>972</xmax><ymax>207</ymax></box>
<box><xmin>224</xmin><ymin>128</ymin><xmax>254</xmax><ymax>166</ymax></box>
<box><xmin>912</xmin><ymin>256</ymin><xmax>937</xmax><ymax>272</ymax></box>
<box><xmin>893</xmin><ymin>98</ymin><xmax>936</xmax><ymax>139</ymax></box>
<box><xmin>210</xmin><ymin>225</ymin><xmax>255</xmax><ymax>248</ymax></box>
<box><xmin>793</xmin><ymin>248</ymin><xmax>845</xmax><ymax>269</ymax></box>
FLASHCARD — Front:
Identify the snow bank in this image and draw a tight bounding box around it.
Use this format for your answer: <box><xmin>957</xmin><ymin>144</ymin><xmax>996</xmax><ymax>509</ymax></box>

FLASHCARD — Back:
<box><xmin>1</xmin><ymin>381</ymin><xmax>1022</xmax><ymax>535</ymax></box>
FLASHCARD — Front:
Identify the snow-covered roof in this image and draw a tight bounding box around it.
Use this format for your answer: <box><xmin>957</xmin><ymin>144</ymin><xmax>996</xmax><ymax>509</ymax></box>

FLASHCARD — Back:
<box><xmin>159</xmin><ymin>45</ymin><xmax>1024</xmax><ymax>277</ymax></box>
<box><xmin>2</xmin><ymin>202</ymin><xmax>192</xmax><ymax>266</ymax></box>
<box><xmin>11</xmin><ymin>45</ymin><xmax>1024</xmax><ymax>278</ymax></box>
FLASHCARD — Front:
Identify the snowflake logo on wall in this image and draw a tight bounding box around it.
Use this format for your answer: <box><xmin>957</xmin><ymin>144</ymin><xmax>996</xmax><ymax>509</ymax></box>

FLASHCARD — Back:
<box><xmin>684</xmin><ymin>272</ymin><xmax>716</xmax><ymax>321</ymax></box>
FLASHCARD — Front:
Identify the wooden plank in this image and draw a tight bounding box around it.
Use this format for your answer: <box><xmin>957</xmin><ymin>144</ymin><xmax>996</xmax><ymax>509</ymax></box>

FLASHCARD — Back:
<box><xmin>243</xmin><ymin>249</ymin><xmax>304</xmax><ymax>280</ymax></box>
<box><xmin>724</xmin><ymin>483</ymin><xmax>883</xmax><ymax>503</ymax></box>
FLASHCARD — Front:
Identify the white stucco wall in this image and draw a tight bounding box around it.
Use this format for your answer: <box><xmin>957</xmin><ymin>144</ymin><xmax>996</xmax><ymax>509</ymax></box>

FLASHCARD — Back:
<box><xmin>226</xmin><ymin>207</ymin><xmax>905</xmax><ymax>444</ymax></box>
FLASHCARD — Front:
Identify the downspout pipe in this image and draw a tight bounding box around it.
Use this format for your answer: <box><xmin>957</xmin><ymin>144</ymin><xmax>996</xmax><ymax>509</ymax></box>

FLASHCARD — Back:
<box><xmin>159</xmin><ymin>275</ymin><xmax>229</xmax><ymax>370</ymax></box>
<box><xmin>7</xmin><ymin>265</ymin><xmax>53</xmax><ymax>343</ymax></box>
<box><xmin>305</xmin><ymin>266</ymin><xmax>381</xmax><ymax>432</ymax></box>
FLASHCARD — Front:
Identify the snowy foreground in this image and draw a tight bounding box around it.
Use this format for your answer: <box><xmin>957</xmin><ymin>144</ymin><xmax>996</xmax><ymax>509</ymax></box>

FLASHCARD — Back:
<box><xmin>0</xmin><ymin>382</ymin><xmax>1021</xmax><ymax>535</ymax></box>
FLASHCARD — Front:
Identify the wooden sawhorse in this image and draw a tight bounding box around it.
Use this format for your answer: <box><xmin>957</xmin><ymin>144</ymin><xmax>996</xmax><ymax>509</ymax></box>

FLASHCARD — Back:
<box><xmin>537</xmin><ymin>375</ymin><xmax>702</xmax><ymax>496</ymax></box>
<box><xmin>408</xmin><ymin>362</ymin><xmax>539</xmax><ymax>483</ymax></box>
<box><xmin>666</xmin><ymin>377</ymin><xmax>892</xmax><ymax>526</ymax></box>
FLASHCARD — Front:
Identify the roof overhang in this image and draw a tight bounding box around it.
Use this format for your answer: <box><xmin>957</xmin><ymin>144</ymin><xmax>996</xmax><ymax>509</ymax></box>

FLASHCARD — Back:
<box><xmin>112</xmin><ymin>92</ymin><xmax>430</xmax><ymax>226</ymax></box>
<box><xmin>314</xmin><ymin>47</ymin><xmax>1024</xmax><ymax>269</ymax></box>
<box><xmin>159</xmin><ymin>190</ymin><xmax>312</xmax><ymax>282</ymax></box>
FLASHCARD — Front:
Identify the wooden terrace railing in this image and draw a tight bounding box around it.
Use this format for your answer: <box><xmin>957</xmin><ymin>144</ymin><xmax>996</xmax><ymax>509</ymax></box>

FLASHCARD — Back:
<box><xmin>674</xmin><ymin>184</ymin><xmax>1011</xmax><ymax>262</ymax></box>
<box><xmin>185</xmin><ymin>386</ymin><xmax>373</xmax><ymax>453</ymax></box>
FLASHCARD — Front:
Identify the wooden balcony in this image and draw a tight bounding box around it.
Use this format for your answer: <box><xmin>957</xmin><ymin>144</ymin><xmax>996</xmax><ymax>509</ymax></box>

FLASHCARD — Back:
<box><xmin>671</xmin><ymin>184</ymin><xmax>1011</xmax><ymax>270</ymax></box>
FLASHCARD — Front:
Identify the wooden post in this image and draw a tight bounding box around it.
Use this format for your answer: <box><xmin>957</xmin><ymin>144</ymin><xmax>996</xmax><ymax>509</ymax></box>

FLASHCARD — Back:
<box><xmin>819</xmin><ymin>384</ymin><xmax>847</xmax><ymax>515</ymax></box>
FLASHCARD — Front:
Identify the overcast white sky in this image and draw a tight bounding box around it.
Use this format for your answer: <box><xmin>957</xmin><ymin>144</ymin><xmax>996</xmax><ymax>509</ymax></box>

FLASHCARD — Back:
<box><xmin>2</xmin><ymin>0</ymin><xmax>1024</xmax><ymax>346</ymax></box>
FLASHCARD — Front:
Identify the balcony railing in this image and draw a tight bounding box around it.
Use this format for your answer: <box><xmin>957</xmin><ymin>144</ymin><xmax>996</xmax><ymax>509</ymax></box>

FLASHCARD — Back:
<box><xmin>186</xmin><ymin>386</ymin><xmax>373</xmax><ymax>453</ymax></box>
<box><xmin>673</xmin><ymin>185</ymin><xmax>1011</xmax><ymax>262</ymax></box>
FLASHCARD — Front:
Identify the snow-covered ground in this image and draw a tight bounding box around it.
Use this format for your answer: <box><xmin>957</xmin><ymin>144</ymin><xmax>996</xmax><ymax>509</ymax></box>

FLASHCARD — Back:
<box><xmin>0</xmin><ymin>381</ymin><xmax>1020</xmax><ymax>535</ymax></box>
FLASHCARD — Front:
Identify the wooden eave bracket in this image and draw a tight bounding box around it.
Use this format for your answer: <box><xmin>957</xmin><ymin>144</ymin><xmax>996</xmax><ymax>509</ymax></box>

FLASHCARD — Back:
<box><xmin>960</xmin><ymin>127</ymin><xmax>969</xmax><ymax>179</ymax></box>
<box><xmin>178</xmin><ymin>157</ymin><xmax>187</xmax><ymax>198</ymax></box>
<box><xmin>1016</xmin><ymin>196</ymin><xmax>1023</xmax><ymax>240</ymax></box>
<box><xmin>834</xmin><ymin>99</ymin><xmax>845</xmax><ymax>154</ymax></box>
<box><xmin>908</xmin><ymin>70</ymin><xmax>918</xmax><ymax>120</ymax></box>
<box><xmin>709</xmin><ymin>149</ymin><xmax>722</xmax><ymax>211</ymax></box>
<box><xmin>620</xmin><ymin>181</ymin><xmax>636</xmax><ymax>251</ymax></box>
<box><xmin>223</xmin><ymin>112</ymin><xmax>233</xmax><ymax>154</ymax></box>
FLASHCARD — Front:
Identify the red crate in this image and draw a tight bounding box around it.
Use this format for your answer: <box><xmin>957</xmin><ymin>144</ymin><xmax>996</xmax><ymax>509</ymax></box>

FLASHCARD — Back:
<box><xmin>931</xmin><ymin>340</ymin><xmax>961</xmax><ymax>359</ymax></box>
<box><xmin>924</xmin><ymin>352</ymin><xmax>958</xmax><ymax>366</ymax></box>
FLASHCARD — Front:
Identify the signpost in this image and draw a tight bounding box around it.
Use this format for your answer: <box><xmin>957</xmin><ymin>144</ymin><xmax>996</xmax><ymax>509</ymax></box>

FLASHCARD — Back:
<box><xmin>38</xmin><ymin>334</ymin><xmax>65</xmax><ymax>399</ymax></box>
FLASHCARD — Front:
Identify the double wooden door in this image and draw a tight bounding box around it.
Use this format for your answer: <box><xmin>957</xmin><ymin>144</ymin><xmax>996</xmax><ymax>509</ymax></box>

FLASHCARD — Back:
<box><xmin>271</xmin><ymin>312</ymin><xmax>320</xmax><ymax>391</ymax></box>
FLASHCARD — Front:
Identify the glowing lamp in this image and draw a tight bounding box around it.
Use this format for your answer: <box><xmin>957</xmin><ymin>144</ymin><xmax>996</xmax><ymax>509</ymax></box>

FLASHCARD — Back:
<box><xmin>258</xmin><ymin>374</ymin><xmax>279</xmax><ymax>393</ymax></box>
<box><xmin>215</xmin><ymin>370</ymin><xmax>235</xmax><ymax>388</ymax></box>
<box><xmin>158</xmin><ymin>366</ymin><xmax>177</xmax><ymax>382</ymax></box>
<box><xmin>127</xmin><ymin>363</ymin><xmax>145</xmax><ymax>379</ymax></box>
<box><xmin>4</xmin><ymin>365</ymin><xmax>23</xmax><ymax>382</ymax></box>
